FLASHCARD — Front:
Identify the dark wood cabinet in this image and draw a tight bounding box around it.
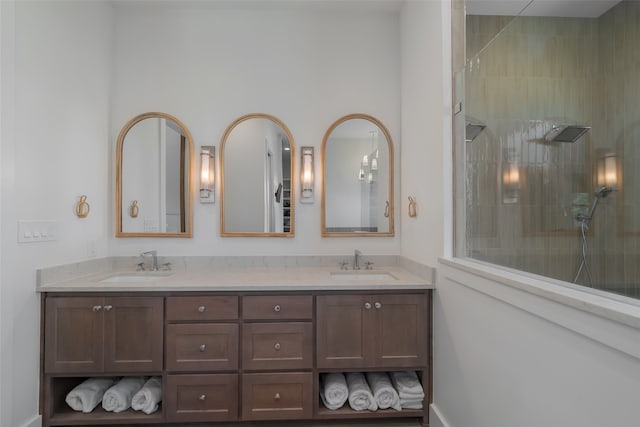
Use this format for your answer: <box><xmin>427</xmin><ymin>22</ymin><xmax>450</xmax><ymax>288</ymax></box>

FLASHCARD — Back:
<box><xmin>242</xmin><ymin>372</ymin><xmax>313</xmax><ymax>420</ymax></box>
<box><xmin>316</xmin><ymin>293</ymin><xmax>428</xmax><ymax>369</ymax></box>
<box><xmin>42</xmin><ymin>289</ymin><xmax>431</xmax><ymax>427</ymax></box>
<box><xmin>44</xmin><ymin>296</ymin><xmax>163</xmax><ymax>374</ymax></box>
<box><xmin>166</xmin><ymin>374</ymin><xmax>238</xmax><ymax>422</ymax></box>
<box><xmin>167</xmin><ymin>323</ymin><xmax>239</xmax><ymax>372</ymax></box>
<box><xmin>242</xmin><ymin>322</ymin><xmax>313</xmax><ymax>371</ymax></box>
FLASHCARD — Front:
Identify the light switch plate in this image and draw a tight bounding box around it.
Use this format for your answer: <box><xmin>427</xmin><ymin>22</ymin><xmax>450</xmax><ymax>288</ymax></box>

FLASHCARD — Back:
<box><xmin>18</xmin><ymin>220</ymin><xmax>57</xmax><ymax>243</ymax></box>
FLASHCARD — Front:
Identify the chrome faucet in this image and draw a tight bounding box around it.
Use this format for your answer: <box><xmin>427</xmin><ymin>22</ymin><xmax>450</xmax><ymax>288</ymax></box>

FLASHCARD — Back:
<box><xmin>141</xmin><ymin>250</ymin><xmax>158</xmax><ymax>271</ymax></box>
<box><xmin>354</xmin><ymin>249</ymin><xmax>362</xmax><ymax>270</ymax></box>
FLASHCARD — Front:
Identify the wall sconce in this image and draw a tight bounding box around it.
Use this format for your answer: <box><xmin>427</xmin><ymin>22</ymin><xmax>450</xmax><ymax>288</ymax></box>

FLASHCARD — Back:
<box><xmin>597</xmin><ymin>152</ymin><xmax>618</xmax><ymax>189</ymax></box>
<box><xmin>200</xmin><ymin>146</ymin><xmax>215</xmax><ymax>204</ymax></box>
<box><xmin>502</xmin><ymin>147</ymin><xmax>520</xmax><ymax>204</ymax></box>
<box><xmin>300</xmin><ymin>147</ymin><xmax>314</xmax><ymax>203</ymax></box>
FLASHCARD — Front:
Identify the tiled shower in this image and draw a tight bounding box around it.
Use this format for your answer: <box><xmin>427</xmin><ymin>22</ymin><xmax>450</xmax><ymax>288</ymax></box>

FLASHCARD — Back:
<box><xmin>464</xmin><ymin>0</ymin><xmax>640</xmax><ymax>299</ymax></box>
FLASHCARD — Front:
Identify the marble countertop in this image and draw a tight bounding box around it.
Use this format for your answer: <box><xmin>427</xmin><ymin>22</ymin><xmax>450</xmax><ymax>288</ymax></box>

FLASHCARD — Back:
<box><xmin>36</xmin><ymin>257</ymin><xmax>434</xmax><ymax>293</ymax></box>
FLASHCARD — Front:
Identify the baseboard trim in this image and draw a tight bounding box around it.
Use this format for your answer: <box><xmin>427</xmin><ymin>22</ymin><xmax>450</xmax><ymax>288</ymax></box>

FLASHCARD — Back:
<box><xmin>429</xmin><ymin>403</ymin><xmax>452</xmax><ymax>427</ymax></box>
<box><xmin>19</xmin><ymin>414</ymin><xmax>41</xmax><ymax>427</ymax></box>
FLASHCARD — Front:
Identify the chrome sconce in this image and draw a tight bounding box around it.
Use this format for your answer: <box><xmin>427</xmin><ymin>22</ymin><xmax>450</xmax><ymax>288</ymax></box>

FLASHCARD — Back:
<box><xmin>597</xmin><ymin>152</ymin><xmax>618</xmax><ymax>190</ymax></box>
<box><xmin>200</xmin><ymin>146</ymin><xmax>215</xmax><ymax>204</ymax></box>
<box><xmin>300</xmin><ymin>146</ymin><xmax>314</xmax><ymax>203</ymax></box>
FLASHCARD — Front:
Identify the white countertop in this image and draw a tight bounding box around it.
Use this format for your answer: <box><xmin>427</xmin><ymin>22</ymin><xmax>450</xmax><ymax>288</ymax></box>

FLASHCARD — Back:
<box><xmin>37</xmin><ymin>263</ymin><xmax>434</xmax><ymax>293</ymax></box>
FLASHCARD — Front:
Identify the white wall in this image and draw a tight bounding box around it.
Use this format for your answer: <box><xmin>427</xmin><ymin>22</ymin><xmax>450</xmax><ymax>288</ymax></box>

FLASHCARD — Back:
<box><xmin>400</xmin><ymin>0</ymin><xmax>446</xmax><ymax>266</ymax></box>
<box><xmin>0</xmin><ymin>1</ymin><xmax>113</xmax><ymax>426</ymax></box>
<box><xmin>109</xmin><ymin>3</ymin><xmax>402</xmax><ymax>256</ymax></box>
<box><xmin>435</xmin><ymin>260</ymin><xmax>640</xmax><ymax>427</ymax></box>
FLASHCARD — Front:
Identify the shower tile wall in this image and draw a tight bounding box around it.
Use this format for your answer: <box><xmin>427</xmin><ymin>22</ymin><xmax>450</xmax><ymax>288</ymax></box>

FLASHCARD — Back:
<box><xmin>596</xmin><ymin>1</ymin><xmax>640</xmax><ymax>297</ymax></box>
<box><xmin>465</xmin><ymin>1</ymin><xmax>640</xmax><ymax>297</ymax></box>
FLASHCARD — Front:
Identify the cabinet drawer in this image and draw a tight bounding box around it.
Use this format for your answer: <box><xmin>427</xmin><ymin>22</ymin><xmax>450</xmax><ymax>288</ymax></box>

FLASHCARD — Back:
<box><xmin>166</xmin><ymin>296</ymin><xmax>238</xmax><ymax>321</ymax></box>
<box><xmin>242</xmin><ymin>295</ymin><xmax>312</xmax><ymax>320</ymax></box>
<box><xmin>242</xmin><ymin>372</ymin><xmax>312</xmax><ymax>420</ymax></box>
<box><xmin>166</xmin><ymin>374</ymin><xmax>238</xmax><ymax>422</ymax></box>
<box><xmin>166</xmin><ymin>323</ymin><xmax>238</xmax><ymax>371</ymax></box>
<box><xmin>242</xmin><ymin>323</ymin><xmax>312</xmax><ymax>370</ymax></box>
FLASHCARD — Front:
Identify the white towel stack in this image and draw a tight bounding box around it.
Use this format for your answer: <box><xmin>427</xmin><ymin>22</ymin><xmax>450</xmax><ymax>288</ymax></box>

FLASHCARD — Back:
<box><xmin>102</xmin><ymin>377</ymin><xmax>146</xmax><ymax>413</ymax></box>
<box><xmin>131</xmin><ymin>376</ymin><xmax>162</xmax><ymax>414</ymax></box>
<box><xmin>365</xmin><ymin>372</ymin><xmax>401</xmax><ymax>411</ymax></box>
<box><xmin>320</xmin><ymin>373</ymin><xmax>349</xmax><ymax>410</ymax></box>
<box><xmin>345</xmin><ymin>372</ymin><xmax>377</xmax><ymax>411</ymax></box>
<box><xmin>65</xmin><ymin>377</ymin><xmax>116</xmax><ymax>413</ymax></box>
<box><xmin>390</xmin><ymin>371</ymin><xmax>425</xmax><ymax>409</ymax></box>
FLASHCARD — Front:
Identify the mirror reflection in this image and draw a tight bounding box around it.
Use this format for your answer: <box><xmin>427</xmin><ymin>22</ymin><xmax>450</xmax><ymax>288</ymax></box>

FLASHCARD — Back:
<box><xmin>322</xmin><ymin>114</ymin><xmax>394</xmax><ymax>236</ymax></box>
<box><xmin>116</xmin><ymin>112</ymin><xmax>193</xmax><ymax>237</ymax></box>
<box><xmin>220</xmin><ymin>114</ymin><xmax>294</xmax><ymax>237</ymax></box>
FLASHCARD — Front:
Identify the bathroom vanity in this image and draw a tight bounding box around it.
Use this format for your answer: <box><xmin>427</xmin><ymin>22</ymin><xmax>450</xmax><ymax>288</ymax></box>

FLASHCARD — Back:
<box><xmin>38</xmin><ymin>262</ymin><xmax>433</xmax><ymax>427</ymax></box>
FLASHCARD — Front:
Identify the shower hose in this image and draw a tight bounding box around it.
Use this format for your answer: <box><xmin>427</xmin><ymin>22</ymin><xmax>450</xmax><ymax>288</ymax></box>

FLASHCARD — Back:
<box><xmin>573</xmin><ymin>219</ymin><xmax>593</xmax><ymax>286</ymax></box>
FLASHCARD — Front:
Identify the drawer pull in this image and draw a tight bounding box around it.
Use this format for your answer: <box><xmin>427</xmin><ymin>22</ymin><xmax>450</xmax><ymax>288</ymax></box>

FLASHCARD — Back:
<box><xmin>103</xmin><ymin>305</ymin><xmax>113</xmax><ymax>311</ymax></box>
<box><xmin>199</xmin><ymin>344</ymin><xmax>206</xmax><ymax>352</ymax></box>
<box><xmin>274</xmin><ymin>342</ymin><xmax>281</xmax><ymax>351</ymax></box>
<box><xmin>274</xmin><ymin>304</ymin><xmax>281</xmax><ymax>312</ymax></box>
<box><xmin>199</xmin><ymin>394</ymin><xmax>206</xmax><ymax>401</ymax></box>
<box><xmin>198</xmin><ymin>305</ymin><xmax>206</xmax><ymax>313</ymax></box>
<box><xmin>374</xmin><ymin>302</ymin><xmax>382</xmax><ymax>309</ymax></box>
<box><xmin>274</xmin><ymin>393</ymin><xmax>281</xmax><ymax>400</ymax></box>
<box><xmin>364</xmin><ymin>302</ymin><xmax>371</xmax><ymax>310</ymax></box>
<box><xmin>92</xmin><ymin>305</ymin><xmax>102</xmax><ymax>312</ymax></box>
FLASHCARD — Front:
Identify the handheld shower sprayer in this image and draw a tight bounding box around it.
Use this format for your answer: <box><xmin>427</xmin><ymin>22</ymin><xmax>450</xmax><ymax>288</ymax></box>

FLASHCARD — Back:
<box><xmin>573</xmin><ymin>185</ymin><xmax>614</xmax><ymax>285</ymax></box>
<box><xmin>575</xmin><ymin>186</ymin><xmax>613</xmax><ymax>224</ymax></box>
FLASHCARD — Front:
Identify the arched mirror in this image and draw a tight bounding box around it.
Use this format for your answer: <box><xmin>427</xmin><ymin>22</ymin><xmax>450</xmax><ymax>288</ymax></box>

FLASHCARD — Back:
<box><xmin>220</xmin><ymin>113</ymin><xmax>295</xmax><ymax>237</ymax></box>
<box><xmin>116</xmin><ymin>112</ymin><xmax>193</xmax><ymax>237</ymax></box>
<box><xmin>322</xmin><ymin>114</ymin><xmax>394</xmax><ymax>236</ymax></box>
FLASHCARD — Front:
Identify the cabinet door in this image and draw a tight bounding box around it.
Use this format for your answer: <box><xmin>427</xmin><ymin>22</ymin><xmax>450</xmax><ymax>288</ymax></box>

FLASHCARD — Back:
<box><xmin>166</xmin><ymin>374</ymin><xmax>238</xmax><ymax>422</ymax></box>
<box><xmin>44</xmin><ymin>297</ymin><xmax>104</xmax><ymax>373</ymax></box>
<box><xmin>316</xmin><ymin>295</ymin><xmax>373</xmax><ymax>369</ymax></box>
<box><xmin>103</xmin><ymin>296</ymin><xmax>164</xmax><ymax>372</ymax></box>
<box><xmin>166</xmin><ymin>323</ymin><xmax>239</xmax><ymax>372</ymax></box>
<box><xmin>371</xmin><ymin>294</ymin><xmax>428</xmax><ymax>367</ymax></box>
<box><xmin>242</xmin><ymin>372</ymin><xmax>313</xmax><ymax>421</ymax></box>
<box><xmin>242</xmin><ymin>322</ymin><xmax>313</xmax><ymax>370</ymax></box>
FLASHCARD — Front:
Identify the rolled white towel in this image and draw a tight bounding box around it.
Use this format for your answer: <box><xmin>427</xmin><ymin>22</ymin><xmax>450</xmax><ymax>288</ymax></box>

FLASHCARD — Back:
<box><xmin>131</xmin><ymin>377</ymin><xmax>162</xmax><ymax>414</ymax></box>
<box><xmin>320</xmin><ymin>373</ymin><xmax>348</xmax><ymax>410</ymax></box>
<box><xmin>365</xmin><ymin>372</ymin><xmax>401</xmax><ymax>411</ymax></box>
<box><xmin>390</xmin><ymin>371</ymin><xmax>425</xmax><ymax>400</ymax></box>
<box><xmin>346</xmin><ymin>372</ymin><xmax>377</xmax><ymax>411</ymax></box>
<box><xmin>102</xmin><ymin>377</ymin><xmax>146</xmax><ymax>413</ymax></box>
<box><xmin>65</xmin><ymin>377</ymin><xmax>115</xmax><ymax>413</ymax></box>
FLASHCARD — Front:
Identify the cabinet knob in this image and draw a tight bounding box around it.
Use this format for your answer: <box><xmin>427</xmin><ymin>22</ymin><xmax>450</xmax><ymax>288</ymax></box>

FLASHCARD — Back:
<box><xmin>274</xmin><ymin>393</ymin><xmax>281</xmax><ymax>400</ymax></box>
<box><xmin>364</xmin><ymin>302</ymin><xmax>372</xmax><ymax>310</ymax></box>
<box><xmin>198</xmin><ymin>305</ymin><xmax>206</xmax><ymax>313</ymax></box>
<box><xmin>274</xmin><ymin>342</ymin><xmax>281</xmax><ymax>351</ymax></box>
<box><xmin>199</xmin><ymin>394</ymin><xmax>206</xmax><ymax>401</ymax></box>
<box><xmin>103</xmin><ymin>305</ymin><xmax>113</xmax><ymax>311</ymax></box>
<box><xmin>374</xmin><ymin>302</ymin><xmax>382</xmax><ymax>309</ymax></box>
<box><xmin>92</xmin><ymin>305</ymin><xmax>102</xmax><ymax>312</ymax></box>
<box><xmin>274</xmin><ymin>304</ymin><xmax>281</xmax><ymax>312</ymax></box>
<box><xmin>199</xmin><ymin>344</ymin><xmax>206</xmax><ymax>352</ymax></box>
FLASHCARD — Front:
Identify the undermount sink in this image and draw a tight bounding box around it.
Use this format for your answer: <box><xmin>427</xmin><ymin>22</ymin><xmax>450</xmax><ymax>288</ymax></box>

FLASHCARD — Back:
<box><xmin>330</xmin><ymin>271</ymin><xmax>397</xmax><ymax>281</ymax></box>
<box><xmin>99</xmin><ymin>272</ymin><xmax>173</xmax><ymax>283</ymax></box>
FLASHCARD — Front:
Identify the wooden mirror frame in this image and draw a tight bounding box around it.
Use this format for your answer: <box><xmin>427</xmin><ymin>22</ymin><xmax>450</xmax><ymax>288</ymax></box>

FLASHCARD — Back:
<box><xmin>219</xmin><ymin>113</ymin><xmax>296</xmax><ymax>237</ymax></box>
<box><xmin>321</xmin><ymin>113</ymin><xmax>395</xmax><ymax>237</ymax></box>
<box><xmin>115</xmin><ymin>112</ymin><xmax>194</xmax><ymax>238</ymax></box>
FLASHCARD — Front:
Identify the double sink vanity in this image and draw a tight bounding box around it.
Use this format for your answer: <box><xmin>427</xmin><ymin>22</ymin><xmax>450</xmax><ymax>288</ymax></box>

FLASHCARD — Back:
<box><xmin>37</xmin><ymin>256</ymin><xmax>434</xmax><ymax>427</ymax></box>
<box><xmin>38</xmin><ymin>110</ymin><xmax>432</xmax><ymax>426</ymax></box>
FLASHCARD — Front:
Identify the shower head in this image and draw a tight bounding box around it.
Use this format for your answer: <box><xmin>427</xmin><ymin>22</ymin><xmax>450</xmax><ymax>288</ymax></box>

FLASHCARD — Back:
<box><xmin>545</xmin><ymin>125</ymin><xmax>591</xmax><ymax>143</ymax></box>
<box><xmin>466</xmin><ymin>123</ymin><xmax>487</xmax><ymax>142</ymax></box>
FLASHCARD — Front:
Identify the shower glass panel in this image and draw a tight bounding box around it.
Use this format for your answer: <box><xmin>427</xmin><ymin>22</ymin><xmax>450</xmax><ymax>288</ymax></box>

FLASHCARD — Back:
<box><xmin>458</xmin><ymin>0</ymin><xmax>640</xmax><ymax>300</ymax></box>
